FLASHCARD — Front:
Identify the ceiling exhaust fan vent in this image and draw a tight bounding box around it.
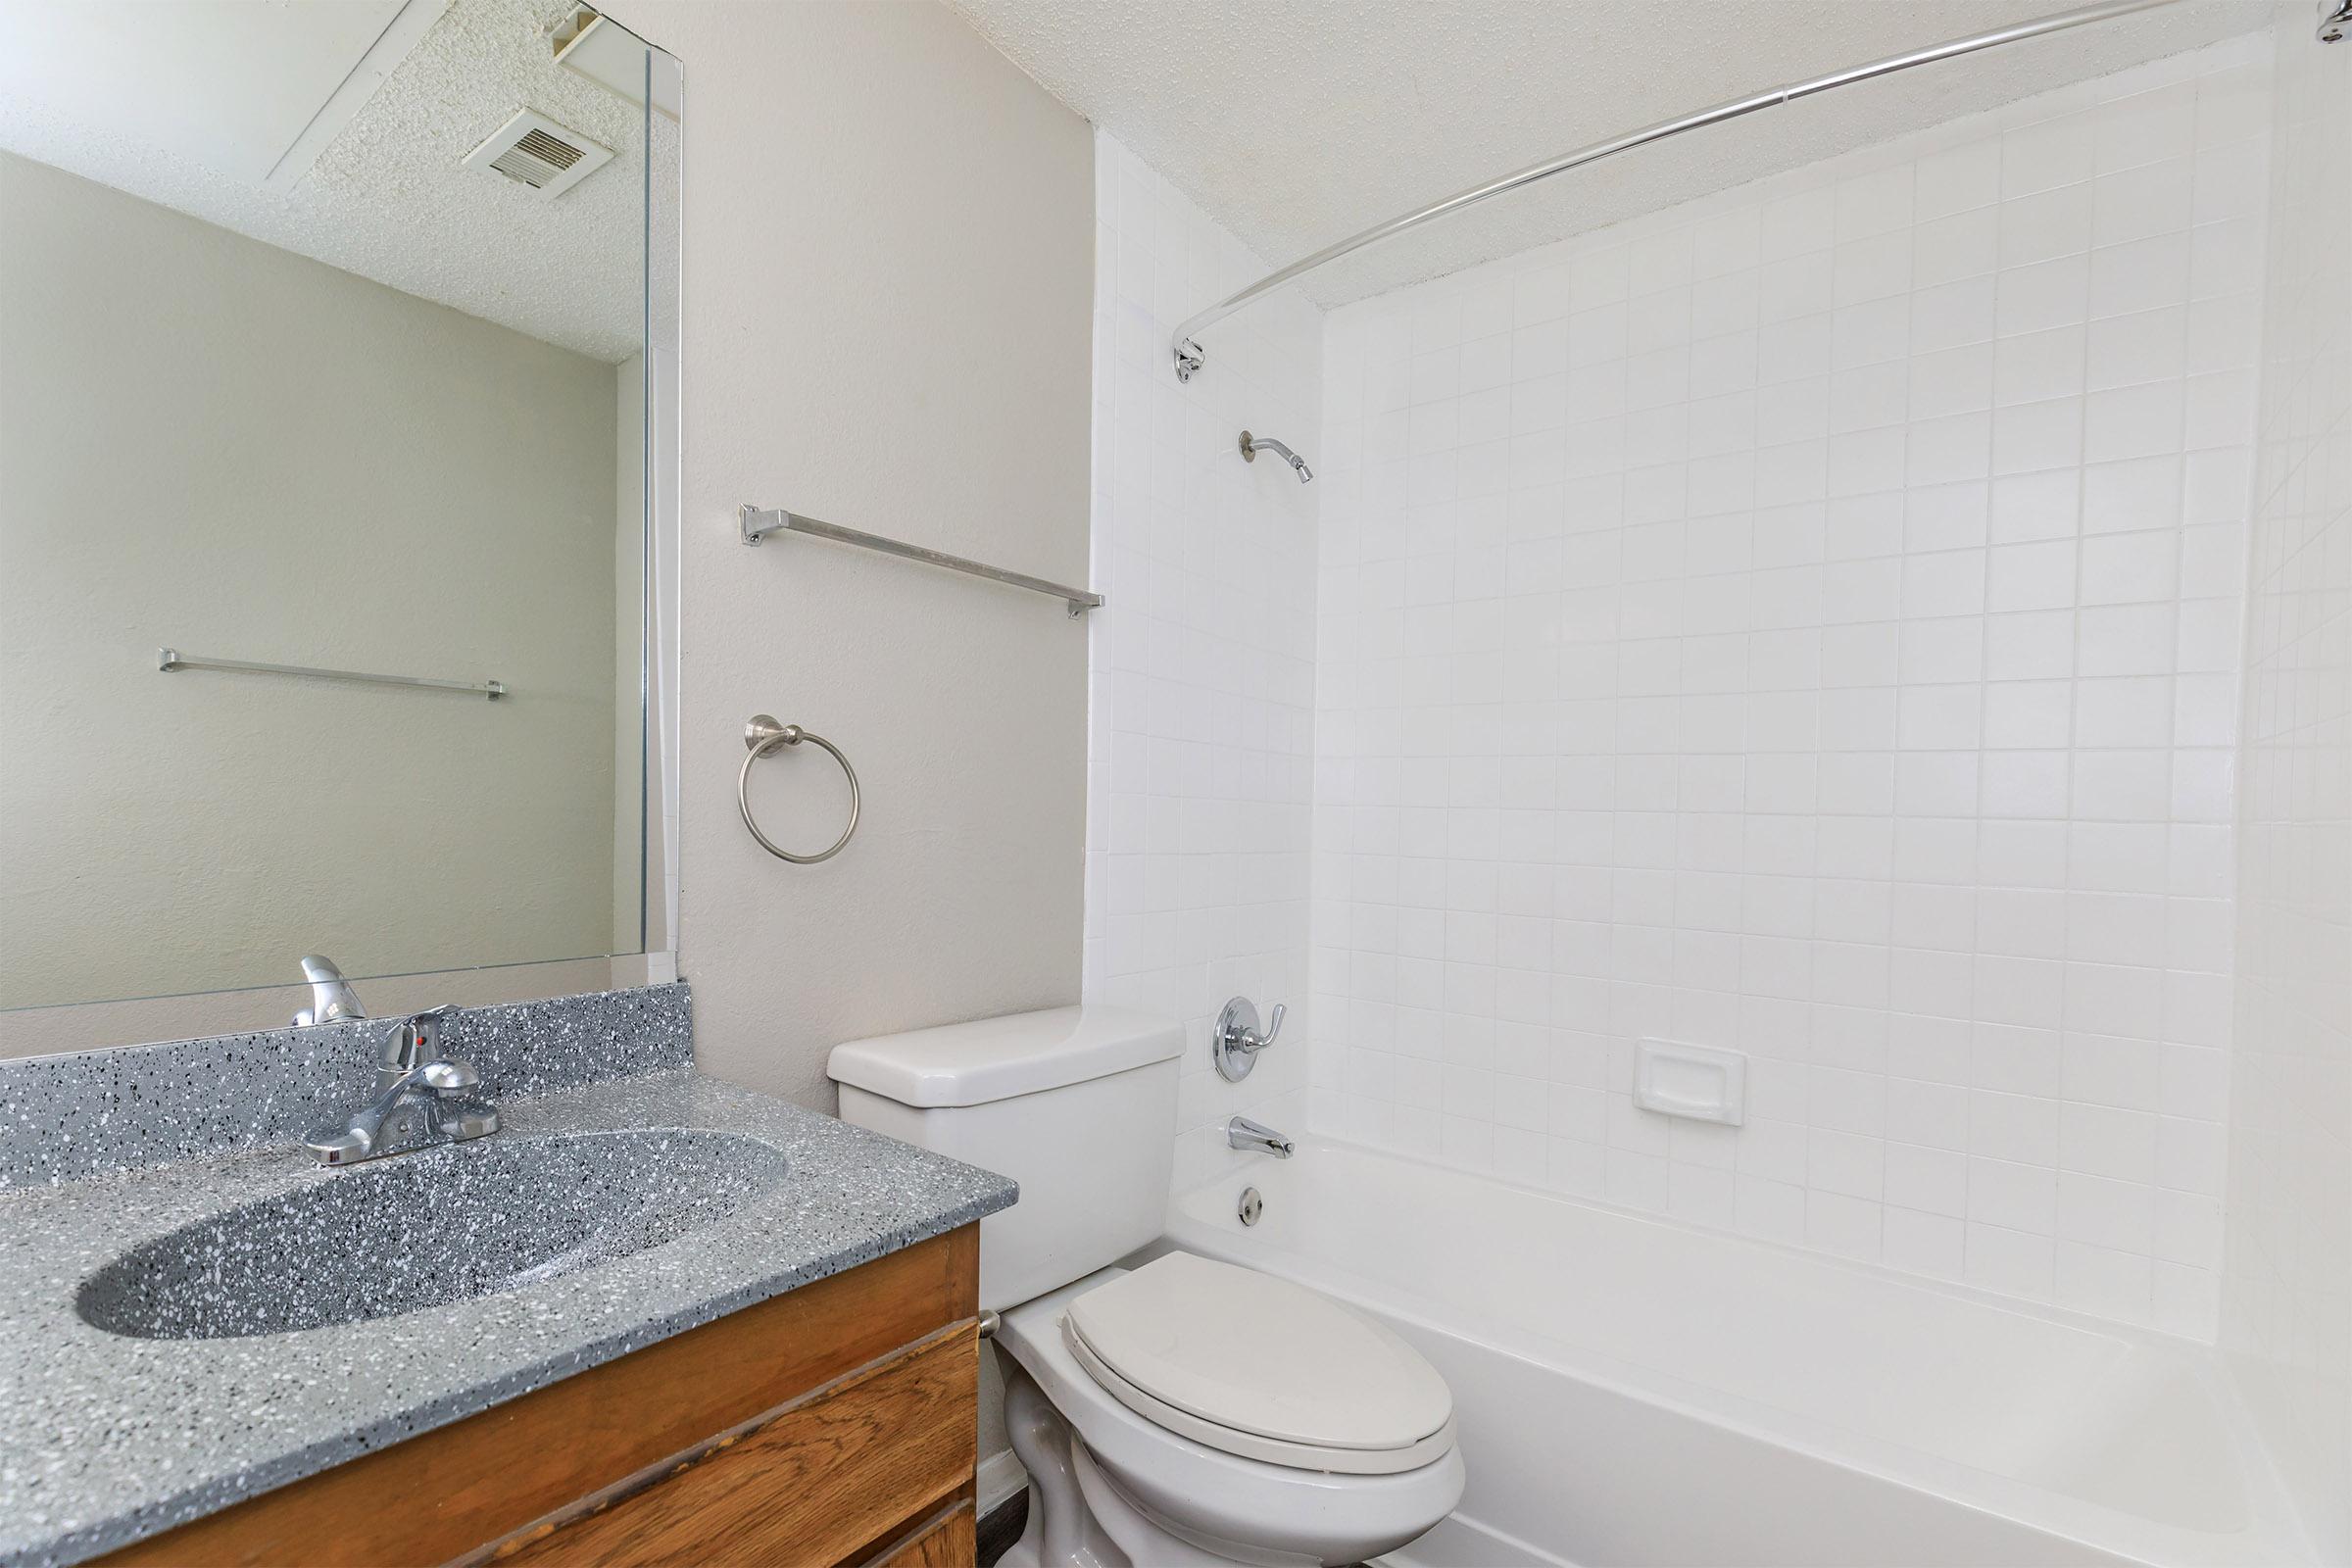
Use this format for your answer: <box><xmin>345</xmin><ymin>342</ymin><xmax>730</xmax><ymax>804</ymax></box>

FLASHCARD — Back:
<box><xmin>463</xmin><ymin>109</ymin><xmax>612</xmax><ymax>198</ymax></box>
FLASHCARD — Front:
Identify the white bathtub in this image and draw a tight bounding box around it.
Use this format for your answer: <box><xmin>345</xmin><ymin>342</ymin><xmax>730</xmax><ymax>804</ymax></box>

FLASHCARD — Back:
<box><xmin>1156</xmin><ymin>1139</ymin><xmax>2310</xmax><ymax>1568</ymax></box>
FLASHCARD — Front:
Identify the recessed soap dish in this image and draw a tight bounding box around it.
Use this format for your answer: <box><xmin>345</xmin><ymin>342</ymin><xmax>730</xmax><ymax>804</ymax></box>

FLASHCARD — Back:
<box><xmin>1634</xmin><ymin>1040</ymin><xmax>1746</xmax><ymax>1126</ymax></box>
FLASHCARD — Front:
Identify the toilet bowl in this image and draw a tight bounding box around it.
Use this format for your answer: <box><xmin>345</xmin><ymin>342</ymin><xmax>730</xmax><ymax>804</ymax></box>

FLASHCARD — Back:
<box><xmin>829</xmin><ymin>1006</ymin><xmax>1464</xmax><ymax>1567</ymax></box>
<box><xmin>993</xmin><ymin>1265</ymin><xmax>1465</xmax><ymax>1568</ymax></box>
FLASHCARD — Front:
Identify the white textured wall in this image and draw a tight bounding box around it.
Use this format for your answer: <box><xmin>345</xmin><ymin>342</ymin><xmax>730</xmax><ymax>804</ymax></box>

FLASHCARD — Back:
<box><xmin>1309</xmin><ymin>39</ymin><xmax>2271</xmax><ymax>1335</ymax></box>
<box><xmin>630</xmin><ymin>0</ymin><xmax>1094</xmax><ymax>1110</ymax></box>
<box><xmin>2223</xmin><ymin>14</ymin><xmax>2352</xmax><ymax>1560</ymax></box>
<box><xmin>0</xmin><ymin>151</ymin><xmax>621</xmax><ymax>1018</ymax></box>
<box><xmin>1084</xmin><ymin>132</ymin><xmax>1323</xmax><ymax>1188</ymax></box>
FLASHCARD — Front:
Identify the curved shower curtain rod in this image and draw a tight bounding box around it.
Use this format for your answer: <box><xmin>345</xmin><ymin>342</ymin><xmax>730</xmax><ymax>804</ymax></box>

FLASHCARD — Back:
<box><xmin>1169</xmin><ymin>0</ymin><xmax>2185</xmax><ymax>383</ymax></box>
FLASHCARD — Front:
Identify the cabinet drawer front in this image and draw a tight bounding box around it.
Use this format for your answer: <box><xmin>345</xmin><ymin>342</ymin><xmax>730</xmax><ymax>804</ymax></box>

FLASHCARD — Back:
<box><xmin>500</xmin><ymin>1324</ymin><xmax>978</xmax><ymax>1568</ymax></box>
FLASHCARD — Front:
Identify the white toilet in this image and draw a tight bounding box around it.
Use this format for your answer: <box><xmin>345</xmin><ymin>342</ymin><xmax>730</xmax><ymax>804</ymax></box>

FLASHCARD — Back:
<box><xmin>830</xmin><ymin>1006</ymin><xmax>1464</xmax><ymax>1568</ymax></box>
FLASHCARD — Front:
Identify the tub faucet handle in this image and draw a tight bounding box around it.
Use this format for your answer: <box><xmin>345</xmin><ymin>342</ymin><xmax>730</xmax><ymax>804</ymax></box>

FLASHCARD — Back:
<box><xmin>1213</xmin><ymin>997</ymin><xmax>1287</xmax><ymax>1083</ymax></box>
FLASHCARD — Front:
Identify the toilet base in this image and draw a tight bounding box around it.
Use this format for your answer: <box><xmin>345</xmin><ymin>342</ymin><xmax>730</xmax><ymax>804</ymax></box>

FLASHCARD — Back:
<box><xmin>998</xmin><ymin>1349</ymin><xmax>1131</xmax><ymax>1568</ymax></box>
<box><xmin>999</xmin><ymin>1353</ymin><xmax>1323</xmax><ymax>1568</ymax></box>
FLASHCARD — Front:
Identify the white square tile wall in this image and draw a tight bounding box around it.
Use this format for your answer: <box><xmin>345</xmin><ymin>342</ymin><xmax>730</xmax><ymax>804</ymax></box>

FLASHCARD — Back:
<box><xmin>1307</xmin><ymin>38</ymin><xmax>2272</xmax><ymax>1335</ymax></box>
<box><xmin>1084</xmin><ymin>133</ymin><xmax>1324</xmax><ymax>1184</ymax></box>
<box><xmin>2221</xmin><ymin>18</ymin><xmax>2352</xmax><ymax>1561</ymax></box>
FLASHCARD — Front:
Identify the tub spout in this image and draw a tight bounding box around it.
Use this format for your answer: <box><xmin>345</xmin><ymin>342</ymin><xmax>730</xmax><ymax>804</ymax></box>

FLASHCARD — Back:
<box><xmin>1227</xmin><ymin>1115</ymin><xmax>1295</xmax><ymax>1158</ymax></box>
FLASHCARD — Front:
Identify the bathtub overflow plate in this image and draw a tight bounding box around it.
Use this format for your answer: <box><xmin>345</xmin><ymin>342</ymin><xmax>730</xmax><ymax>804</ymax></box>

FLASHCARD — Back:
<box><xmin>1237</xmin><ymin>1186</ymin><xmax>1263</xmax><ymax>1227</ymax></box>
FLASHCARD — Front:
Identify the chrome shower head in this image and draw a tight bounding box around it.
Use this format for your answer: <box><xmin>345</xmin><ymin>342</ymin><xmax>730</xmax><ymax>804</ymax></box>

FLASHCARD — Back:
<box><xmin>1239</xmin><ymin>430</ymin><xmax>1313</xmax><ymax>483</ymax></box>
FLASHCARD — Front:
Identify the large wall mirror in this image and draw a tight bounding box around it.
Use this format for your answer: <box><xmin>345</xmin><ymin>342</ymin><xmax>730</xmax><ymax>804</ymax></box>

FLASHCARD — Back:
<box><xmin>0</xmin><ymin>1</ymin><xmax>680</xmax><ymax>1051</ymax></box>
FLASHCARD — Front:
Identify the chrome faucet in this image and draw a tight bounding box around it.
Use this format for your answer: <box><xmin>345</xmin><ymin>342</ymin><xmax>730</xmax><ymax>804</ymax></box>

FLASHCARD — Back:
<box><xmin>1226</xmin><ymin>1115</ymin><xmax>1295</xmax><ymax>1159</ymax></box>
<box><xmin>304</xmin><ymin>1005</ymin><xmax>498</xmax><ymax>1166</ymax></box>
<box><xmin>292</xmin><ymin>954</ymin><xmax>366</xmax><ymax>1027</ymax></box>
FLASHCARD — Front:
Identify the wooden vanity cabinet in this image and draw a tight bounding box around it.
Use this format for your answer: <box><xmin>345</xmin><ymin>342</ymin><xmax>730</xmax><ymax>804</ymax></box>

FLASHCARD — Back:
<box><xmin>98</xmin><ymin>1225</ymin><xmax>983</xmax><ymax>1568</ymax></box>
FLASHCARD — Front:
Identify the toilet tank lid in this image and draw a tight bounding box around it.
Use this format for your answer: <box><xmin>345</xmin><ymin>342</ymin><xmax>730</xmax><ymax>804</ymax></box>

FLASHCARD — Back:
<box><xmin>828</xmin><ymin>1005</ymin><xmax>1183</xmax><ymax>1107</ymax></box>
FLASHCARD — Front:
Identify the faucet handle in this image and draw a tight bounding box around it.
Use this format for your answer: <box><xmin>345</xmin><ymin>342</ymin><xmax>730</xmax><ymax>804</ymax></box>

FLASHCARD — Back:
<box><xmin>407</xmin><ymin>1004</ymin><xmax>459</xmax><ymax>1050</ymax></box>
<box><xmin>376</xmin><ymin>1004</ymin><xmax>460</xmax><ymax>1087</ymax></box>
<box><xmin>1213</xmin><ymin>996</ymin><xmax>1288</xmax><ymax>1083</ymax></box>
<box><xmin>418</xmin><ymin>1058</ymin><xmax>479</xmax><ymax>1093</ymax></box>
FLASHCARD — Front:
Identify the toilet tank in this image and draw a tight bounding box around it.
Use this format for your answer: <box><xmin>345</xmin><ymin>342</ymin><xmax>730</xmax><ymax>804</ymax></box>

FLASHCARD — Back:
<box><xmin>829</xmin><ymin>1006</ymin><xmax>1183</xmax><ymax>1310</ymax></box>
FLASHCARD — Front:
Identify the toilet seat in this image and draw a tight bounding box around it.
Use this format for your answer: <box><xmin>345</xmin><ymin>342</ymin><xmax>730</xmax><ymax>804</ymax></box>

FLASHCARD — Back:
<box><xmin>1061</xmin><ymin>1252</ymin><xmax>1455</xmax><ymax>1476</ymax></box>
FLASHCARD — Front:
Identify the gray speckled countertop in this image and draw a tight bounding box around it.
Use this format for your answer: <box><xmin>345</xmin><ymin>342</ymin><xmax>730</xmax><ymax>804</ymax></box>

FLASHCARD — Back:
<box><xmin>0</xmin><ymin>1064</ymin><xmax>1016</xmax><ymax>1566</ymax></box>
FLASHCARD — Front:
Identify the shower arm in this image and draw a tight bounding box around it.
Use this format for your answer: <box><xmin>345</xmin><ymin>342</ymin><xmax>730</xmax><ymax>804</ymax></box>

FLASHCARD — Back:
<box><xmin>1240</xmin><ymin>430</ymin><xmax>1313</xmax><ymax>480</ymax></box>
<box><xmin>1169</xmin><ymin>0</ymin><xmax>2185</xmax><ymax>383</ymax></box>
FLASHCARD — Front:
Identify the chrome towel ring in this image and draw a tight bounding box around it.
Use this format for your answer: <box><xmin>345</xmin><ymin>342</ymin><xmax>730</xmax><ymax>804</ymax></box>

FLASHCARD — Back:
<box><xmin>739</xmin><ymin>714</ymin><xmax>859</xmax><ymax>863</ymax></box>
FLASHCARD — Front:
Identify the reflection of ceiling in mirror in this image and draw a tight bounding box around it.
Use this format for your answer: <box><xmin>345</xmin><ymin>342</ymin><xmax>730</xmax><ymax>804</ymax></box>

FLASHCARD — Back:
<box><xmin>0</xmin><ymin>0</ymin><xmax>675</xmax><ymax>365</ymax></box>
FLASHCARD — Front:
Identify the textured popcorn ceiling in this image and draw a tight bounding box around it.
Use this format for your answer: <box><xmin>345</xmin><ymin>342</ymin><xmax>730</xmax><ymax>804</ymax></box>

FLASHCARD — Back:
<box><xmin>0</xmin><ymin>0</ymin><xmax>672</xmax><ymax>363</ymax></box>
<box><xmin>949</xmin><ymin>0</ymin><xmax>2274</xmax><ymax>310</ymax></box>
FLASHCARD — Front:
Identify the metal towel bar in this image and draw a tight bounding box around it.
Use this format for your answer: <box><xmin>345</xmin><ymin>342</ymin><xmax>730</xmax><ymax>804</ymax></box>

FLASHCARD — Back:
<box><xmin>159</xmin><ymin>648</ymin><xmax>504</xmax><ymax>699</ymax></box>
<box><xmin>740</xmin><ymin>505</ymin><xmax>1102</xmax><ymax>617</ymax></box>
